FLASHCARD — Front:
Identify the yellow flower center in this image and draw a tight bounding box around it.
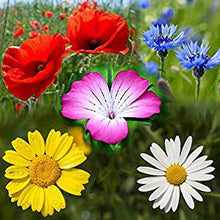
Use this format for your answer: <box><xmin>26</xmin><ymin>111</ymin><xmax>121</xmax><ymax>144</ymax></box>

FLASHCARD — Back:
<box><xmin>166</xmin><ymin>164</ymin><xmax>187</xmax><ymax>185</ymax></box>
<box><xmin>29</xmin><ymin>155</ymin><xmax>61</xmax><ymax>188</ymax></box>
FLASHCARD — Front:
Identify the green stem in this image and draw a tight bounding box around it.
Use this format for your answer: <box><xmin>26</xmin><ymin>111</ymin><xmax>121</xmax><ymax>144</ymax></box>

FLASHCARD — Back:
<box><xmin>195</xmin><ymin>77</ymin><xmax>200</xmax><ymax>100</ymax></box>
<box><xmin>0</xmin><ymin>0</ymin><xmax>10</xmax><ymax>76</ymax></box>
<box><xmin>159</xmin><ymin>57</ymin><xmax>164</xmax><ymax>77</ymax></box>
<box><xmin>202</xmin><ymin>192</ymin><xmax>220</xmax><ymax>199</ymax></box>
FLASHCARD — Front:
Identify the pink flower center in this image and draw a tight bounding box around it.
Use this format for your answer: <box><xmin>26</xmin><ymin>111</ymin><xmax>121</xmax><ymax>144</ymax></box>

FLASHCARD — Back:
<box><xmin>108</xmin><ymin>111</ymin><xmax>116</xmax><ymax>119</ymax></box>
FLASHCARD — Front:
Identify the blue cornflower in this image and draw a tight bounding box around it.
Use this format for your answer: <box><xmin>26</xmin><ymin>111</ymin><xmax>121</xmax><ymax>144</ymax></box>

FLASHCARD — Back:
<box><xmin>153</xmin><ymin>8</ymin><xmax>174</xmax><ymax>26</ymax></box>
<box><xmin>142</xmin><ymin>24</ymin><xmax>186</xmax><ymax>58</ymax></box>
<box><xmin>140</xmin><ymin>0</ymin><xmax>150</xmax><ymax>9</ymax></box>
<box><xmin>176</xmin><ymin>41</ymin><xmax>220</xmax><ymax>77</ymax></box>
<box><xmin>145</xmin><ymin>61</ymin><xmax>158</xmax><ymax>75</ymax></box>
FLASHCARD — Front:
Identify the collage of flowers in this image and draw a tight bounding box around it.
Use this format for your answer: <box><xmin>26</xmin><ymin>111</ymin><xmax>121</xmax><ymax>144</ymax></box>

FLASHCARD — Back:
<box><xmin>0</xmin><ymin>0</ymin><xmax>220</xmax><ymax>219</ymax></box>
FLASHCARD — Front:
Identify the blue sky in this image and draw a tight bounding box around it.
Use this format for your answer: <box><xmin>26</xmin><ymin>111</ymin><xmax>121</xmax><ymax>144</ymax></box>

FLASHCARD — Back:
<box><xmin>0</xmin><ymin>0</ymin><xmax>133</xmax><ymax>7</ymax></box>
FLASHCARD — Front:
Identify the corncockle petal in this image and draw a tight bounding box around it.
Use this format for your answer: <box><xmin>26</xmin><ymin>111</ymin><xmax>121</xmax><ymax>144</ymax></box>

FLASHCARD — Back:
<box><xmin>61</xmin><ymin>73</ymin><xmax>111</xmax><ymax>119</ymax></box>
<box><xmin>119</xmin><ymin>91</ymin><xmax>161</xmax><ymax>118</ymax></box>
<box><xmin>110</xmin><ymin>70</ymin><xmax>149</xmax><ymax>114</ymax></box>
<box><xmin>86</xmin><ymin>116</ymin><xmax>128</xmax><ymax>145</ymax></box>
<box><xmin>62</xmin><ymin>70</ymin><xmax>161</xmax><ymax>144</ymax></box>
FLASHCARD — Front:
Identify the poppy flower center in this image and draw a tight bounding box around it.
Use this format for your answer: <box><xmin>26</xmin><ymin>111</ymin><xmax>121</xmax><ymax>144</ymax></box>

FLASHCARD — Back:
<box><xmin>36</xmin><ymin>63</ymin><xmax>45</xmax><ymax>72</ymax></box>
<box><xmin>89</xmin><ymin>39</ymin><xmax>100</xmax><ymax>50</ymax></box>
<box><xmin>166</xmin><ymin>164</ymin><xmax>187</xmax><ymax>185</ymax></box>
<box><xmin>29</xmin><ymin>155</ymin><xmax>61</xmax><ymax>188</ymax></box>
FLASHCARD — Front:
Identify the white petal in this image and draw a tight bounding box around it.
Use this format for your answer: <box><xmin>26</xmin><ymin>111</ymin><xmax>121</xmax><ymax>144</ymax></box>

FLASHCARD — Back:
<box><xmin>150</xmin><ymin>143</ymin><xmax>170</xmax><ymax>168</ymax></box>
<box><xmin>138</xmin><ymin>181</ymin><xmax>162</xmax><ymax>192</ymax></box>
<box><xmin>184</xmin><ymin>183</ymin><xmax>203</xmax><ymax>202</ymax></box>
<box><xmin>164</xmin><ymin>197</ymin><xmax>172</xmax><ymax>213</ymax></box>
<box><xmin>186</xmin><ymin>180</ymin><xmax>211</xmax><ymax>192</ymax></box>
<box><xmin>137</xmin><ymin>166</ymin><xmax>165</xmax><ymax>176</ymax></box>
<box><xmin>191</xmin><ymin>167</ymin><xmax>215</xmax><ymax>175</ymax></box>
<box><xmin>182</xmin><ymin>146</ymin><xmax>203</xmax><ymax>169</ymax></box>
<box><xmin>179</xmin><ymin>136</ymin><xmax>192</xmax><ymax>165</ymax></box>
<box><xmin>187</xmin><ymin>173</ymin><xmax>215</xmax><ymax>181</ymax></box>
<box><xmin>180</xmin><ymin>182</ymin><xmax>195</xmax><ymax>209</ymax></box>
<box><xmin>187</xmin><ymin>160</ymin><xmax>214</xmax><ymax>174</ymax></box>
<box><xmin>173</xmin><ymin>136</ymin><xmax>181</xmax><ymax>163</ymax></box>
<box><xmin>160</xmin><ymin>184</ymin><xmax>174</xmax><ymax>210</ymax></box>
<box><xmin>137</xmin><ymin>176</ymin><xmax>166</xmax><ymax>185</ymax></box>
<box><xmin>165</xmin><ymin>139</ymin><xmax>174</xmax><ymax>164</ymax></box>
<box><xmin>149</xmin><ymin>181</ymin><xmax>169</xmax><ymax>201</ymax></box>
<box><xmin>140</xmin><ymin>153</ymin><xmax>166</xmax><ymax>171</ymax></box>
<box><xmin>153</xmin><ymin>195</ymin><xmax>163</xmax><ymax>209</ymax></box>
<box><xmin>190</xmin><ymin>155</ymin><xmax>208</xmax><ymax>166</ymax></box>
<box><xmin>171</xmin><ymin>186</ymin><xmax>180</xmax><ymax>212</ymax></box>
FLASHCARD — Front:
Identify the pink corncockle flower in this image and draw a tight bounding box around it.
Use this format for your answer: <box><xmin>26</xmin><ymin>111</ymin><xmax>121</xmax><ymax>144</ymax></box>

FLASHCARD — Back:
<box><xmin>61</xmin><ymin>70</ymin><xmax>161</xmax><ymax>144</ymax></box>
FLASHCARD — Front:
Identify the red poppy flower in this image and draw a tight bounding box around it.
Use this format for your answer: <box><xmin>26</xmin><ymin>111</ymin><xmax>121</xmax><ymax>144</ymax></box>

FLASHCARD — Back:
<box><xmin>30</xmin><ymin>20</ymin><xmax>41</xmax><ymax>29</ymax></box>
<box><xmin>42</xmin><ymin>25</ymin><xmax>50</xmax><ymax>33</ymax></box>
<box><xmin>13</xmin><ymin>28</ymin><xmax>24</xmax><ymax>38</ymax></box>
<box><xmin>45</xmin><ymin>11</ymin><xmax>53</xmax><ymax>18</ymax></box>
<box><xmin>66</xmin><ymin>9</ymin><xmax>129</xmax><ymax>54</ymax></box>
<box><xmin>29</xmin><ymin>30</ymin><xmax>39</xmax><ymax>38</ymax></box>
<box><xmin>2</xmin><ymin>34</ymin><xmax>66</xmax><ymax>101</ymax></box>
<box><xmin>0</xmin><ymin>11</ymin><xmax>4</xmax><ymax>16</ymax></box>
<box><xmin>60</xmin><ymin>13</ymin><xmax>66</xmax><ymax>20</ymax></box>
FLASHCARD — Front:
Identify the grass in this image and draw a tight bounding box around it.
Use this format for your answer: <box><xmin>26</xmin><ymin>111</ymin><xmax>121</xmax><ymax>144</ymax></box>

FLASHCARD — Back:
<box><xmin>0</xmin><ymin>0</ymin><xmax>220</xmax><ymax>219</ymax></box>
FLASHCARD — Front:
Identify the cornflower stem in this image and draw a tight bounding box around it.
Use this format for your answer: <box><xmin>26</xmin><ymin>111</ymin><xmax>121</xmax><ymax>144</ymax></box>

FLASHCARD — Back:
<box><xmin>159</xmin><ymin>57</ymin><xmax>164</xmax><ymax>77</ymax></box>
<box><xmin>195</xmin><ymin>77</ymin><xmax>200</xmax><ymax>100</ymax></box>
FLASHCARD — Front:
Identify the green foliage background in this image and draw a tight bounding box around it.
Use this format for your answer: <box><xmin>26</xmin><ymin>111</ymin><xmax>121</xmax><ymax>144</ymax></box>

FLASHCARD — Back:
<box><xmin>0</xmin><ymin>0</ymin><xmax>220</xmax><ymax>219</ymax></box>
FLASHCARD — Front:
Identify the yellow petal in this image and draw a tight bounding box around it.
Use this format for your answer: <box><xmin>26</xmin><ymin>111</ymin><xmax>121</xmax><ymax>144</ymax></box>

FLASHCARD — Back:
<box><xmin>17</xmin><ymin>184</ymin><xmax>35</xmax><ymax>210</ymax></box>
<box><xmin>5</xmin><ymin>166</ymin><xmax>29</xmax><ymax>179</ymax></box>
<box><xmin>58</xmin><ymin>146</ymin><xmax>87</xmax><ymax>169</ymax></box>
<box><xmin>28</xmin><ymin>130</ymin><xmax>45</xmax><ymax>156</ymax></box>
<box><xmin>31</xmin><ymin>185</ymin><xmax>44</xmax><ymax>212</ymax></box>
<box><xmin>45</xmin><ymin>129</ymin><xmax>61</xmax><ymax>157</ymax></box>
<box><xmin>68</xmin><ymin>126</ymin><xmax>92</xmax><ymax>155</ymax></box>
<box><xmin>61</xmin><ymin>169</ymin><xmax>90</xmax><ymax>185</ymax></box>
<box><xmin>41</xmin><ymin>188</ymin><xmax>54</xmax><ymax>217</ymax></box>
<box><xmin>6</xmin><ymin>176</ymin><xmax>31</xmax><ymax>194</ymax></box>
<box><xmin>12</xmin><ymin>138</ymin><xmax>35</xmax><ymax>160</ymax></box>
<box><xmin>56</xmin><ymin>172</ymin><xmax>85</xmax><ymax>196</ymax></box>
<box><xmin>9</xmin><ymin>190</ymin><xmax>22</xmax><ymax>203</ymax></box>
<box><xmin>53</xmin><ymin>134</ymin><xmax>73</xmax><ymax>161</ymax></box>
<box><xmin>3</xmin><ymin>150</ymin><xmax>31</xmax><ymax>166</ymax></box>
<box><xmin>47</xmin><ymin>185</ymin><xmax>66</xmax><ymax>212</ymax></box>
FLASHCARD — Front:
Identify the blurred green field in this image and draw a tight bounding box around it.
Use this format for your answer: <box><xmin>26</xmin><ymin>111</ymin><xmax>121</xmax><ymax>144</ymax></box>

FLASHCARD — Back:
<box><xmin>0</xmin><ymin>0</ymin><xmax>220</xmax><ymax>219</ymax></box>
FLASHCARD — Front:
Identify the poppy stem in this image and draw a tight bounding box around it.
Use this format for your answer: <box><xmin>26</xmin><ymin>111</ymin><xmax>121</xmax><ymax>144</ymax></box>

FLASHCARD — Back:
<box><xmin>195</xmin><ymin>77</ymin><xmax>200</xmax><ymax>100</ymax></box>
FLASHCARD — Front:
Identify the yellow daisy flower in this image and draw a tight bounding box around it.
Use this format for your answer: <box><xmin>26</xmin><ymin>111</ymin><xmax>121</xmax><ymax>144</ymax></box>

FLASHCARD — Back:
<box><xmin>3</xmin><ymin>129</ymin><xmax>90</xmax><ymax>217</ymax></box>
<box><xmin>68</xmin><ymin>126</ymin><xmax>92</xmax><ymax>156</ymax></box>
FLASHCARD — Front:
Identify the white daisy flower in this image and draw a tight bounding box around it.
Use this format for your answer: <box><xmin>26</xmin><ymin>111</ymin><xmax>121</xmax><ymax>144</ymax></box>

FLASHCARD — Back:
<box><xmin>137</xmin><ymin>135</ymin><xmax>215</xmax><ymax>213</ymax></box>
